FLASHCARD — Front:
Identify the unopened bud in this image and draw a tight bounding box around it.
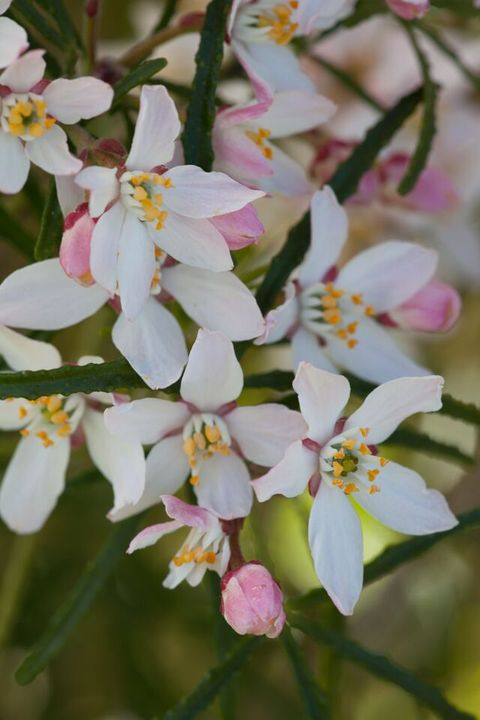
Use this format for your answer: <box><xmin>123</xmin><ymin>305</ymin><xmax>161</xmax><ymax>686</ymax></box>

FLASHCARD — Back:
<box><xmin>386</xmin><ymin>0</ymin><xmax>429</xmax><ymax>19</ymax></box>
<box><xmin>60</xmin><ymin>204</ymin><xmax>95</xmax><ymax>286</ymax></box>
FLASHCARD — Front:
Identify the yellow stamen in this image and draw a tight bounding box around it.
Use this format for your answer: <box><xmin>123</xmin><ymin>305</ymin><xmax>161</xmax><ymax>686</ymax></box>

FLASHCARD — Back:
<box><xmin>344</xmin><ymin>482</ymin><xmax>359</xmax><ymax>495</ymax></box>
<box><xmin>342</xmin><ymin>438</ymin><xmax>356</xmax><ymax>450</ymax></box>
<box><xmin>359</xmin><ymin>443</ymin><xmax>371</xmax><ymax>456</ymax></box>
<box><xmin>367</xmin><ymin>469</ymin><xmax>380</xmax><ymax>482</ymax></box>
<box><xmin>369</xmin><ymin>484</ymin><xmax>380</xmax><ymax>495</ymax></box>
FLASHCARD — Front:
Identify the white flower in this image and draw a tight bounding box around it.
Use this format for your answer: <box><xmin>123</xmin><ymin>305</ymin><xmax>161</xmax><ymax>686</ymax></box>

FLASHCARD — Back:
<box><xmin>0</xmin><ymin>336</ymin><xmax>145</xmax><ymax>534</ymax></box>
<box><xmin>127</xmin><ymin>494</ymin><xmax>231</xmax><ymax>589</ymax></box>
<box><xmin>105</xmin><ymin>329</ymin><xmax>307</xmax><ymax>521</ymax></box>
<box><xmin>252</xmin><ymin>364</ymin><xmax>458</xmax><ymax>615</ymax></box>
<box><xmin>257</xmin><ymin>186</ymin><xmax>449</xmax><ymax>383</ymax></box>
<box><xmin>74</xmin><ymin>85</ymin><xmax>264</xmax><ymax>321</ymax></box>
<box><xmin>0</xmin><ymin>0</ymin><xmax>28</xmax><ymax>70</ymax></box>
<box><xmin>0</xmin><ymin>49</ymin><xmax>113</xmax><ymax>193</ymax></box>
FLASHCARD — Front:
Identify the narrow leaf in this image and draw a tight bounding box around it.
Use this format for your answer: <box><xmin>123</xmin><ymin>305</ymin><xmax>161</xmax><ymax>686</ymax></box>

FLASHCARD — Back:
<box><xmin>10</xmin><ymin>0</ymin><xmax>65</xmax><ymax>48</ymax></box>
<box><xmin>155</xmin><ymin>0</ymin><xmax>177</xmax><ymax>31</ymax></box>
<box><xmin>112</xmin><ymin>58</ymin><xmax>168</xmax><ymax>107</ymax></box>
<box><xmin>283</xmin><ymin>625</ymin><xmax>330</xmax><ymax>719</ymax></box>
<box><xmin>36</xmin><ymin>0</ymin><xmax>83</xmax><ymax>49</ymax></box>
<box><xmin>289</xmin><ymin>615</ymin><xmax>475</xmax><ymax>720</ymax></box>
<box><xmin>34</xmin><ymin>178</ymin><xmax>64</xmax><ymax>261</ymax></box>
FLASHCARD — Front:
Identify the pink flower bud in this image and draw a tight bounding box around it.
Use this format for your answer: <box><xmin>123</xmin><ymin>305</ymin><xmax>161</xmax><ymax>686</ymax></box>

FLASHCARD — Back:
<box><xmin>60</xmin><ymin>203</ymin><xmax>95</xmax><ymax>286</ymax></box>
<box><xmin>390</xmin><ymin>280</ymin><xmax>461</xmax><ymax>332</ymax></box>
<box><xmin>386</xmin><ymin>0</ymin><xmax>430</xmax><ymax>19</ymax></box>
<box><xmin>210</xmin><ymin>205</ymin><xmax>264</xmax><ymax>250</ymax></box>
<box><xmin>379</xmin><ymin>153</ymin><xmax>458</xmax><ymax>213</ymax></box>
<box><xmin>220</xmin><ymin>562</ymin><xmax>286</xmax><ymax>638</ymax></box>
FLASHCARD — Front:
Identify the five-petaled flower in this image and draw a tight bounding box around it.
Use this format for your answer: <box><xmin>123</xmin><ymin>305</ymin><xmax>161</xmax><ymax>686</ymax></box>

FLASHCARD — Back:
<box><xmin>252</xmin><ymin>363</ymin><xmax>458</xmax><ymax>615</ymax></box>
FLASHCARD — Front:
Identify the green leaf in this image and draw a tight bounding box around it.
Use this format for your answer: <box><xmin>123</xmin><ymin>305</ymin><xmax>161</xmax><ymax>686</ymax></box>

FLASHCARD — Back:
<box><xmin>255</xmin><ymin>87</ymin><xmax>423</xmax><ymax>314</ymax></box>
<box><xmin>15</xmin><ymin>515</ymin><xmax>141</xmax><ymax>685</ymax></box>
<box><xmin>154</xmin><ymin>0</ymin><xmax>177</xmax><ymax>31</ymax></box>
<box><xmin>288</xmin><ymin>507</ymin><xmax>480</xmax><ymax>611</ymax></box>
<box><xmin>398</xmin><ymin>25</ymin><xmax>438</xmax><ymax>195</ymax></box>
<box><xmin>0</xmin><ymin>204</ymin><xmax>35</xmax><ymax>259</ymax></box>
<box><xmin>182</xmin><ymin>0</ymin><xmax>232</xmax><ymax>169</ymax></box>
<box><xmin>10</xmin><ymin>0</ymin><xmax>65</xmax><ymax>49</ymax></box>
<box><xmin>34</xmin><ymin>178</ymin><xmax>64</xmax><ymax>261</ymax></box>
<box><xmin>440</xmin><ymin>394</ymin><xmax>480</xmax><ymax>426</ymax></box>
<box><xmin>282</xmin><ymin>626</ymin><xmax>330</xmax><ymax>719</ymax></box>
<box><xmin>244</xmin><ymin>370</ymin><xmax>295</xmax><ymax>392</ymax></box>
<box><xmin>35</xmin><ymin>0</ymin><xmax>83</xmax><ymax>50</ymax></box>
<box><xmin>163</xmin><ymin>636</ymin><xmax>263</xmax><ymax>720</ymax></box>
<box><xmin>112</xmin><ymin>58</ymin><xmax>168</xmax><ymax>107</ymax></box>
<box><xmin>289</xmin><ymin>615</ymin><xmax>475</xmax><ymax>720</ymax></box>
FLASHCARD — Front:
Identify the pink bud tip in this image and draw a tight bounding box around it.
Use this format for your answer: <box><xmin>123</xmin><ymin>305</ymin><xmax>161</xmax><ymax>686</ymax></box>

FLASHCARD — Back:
<box><xmin>60</xmin><ymin>204</ymin><xmax>95</xmax><ymax>286</ymax></box>
<box><xmin>220</xmin><ymin>562</ymin><xmax>286</xmax><ymax>639</ymax></box>
<box><xmin>386</xmin><ymin>0</ymin><xmax>430</xmax><ymax>19</ymax></box>
<box><xmin>210</xmin><ymin>205</ymin><xmax>264</xmax><ymax>250</ymax></box>
<box><xmin>391</xmin><ymin>280</ymin><xmax>462</xmax><ymax>333</ymax></box>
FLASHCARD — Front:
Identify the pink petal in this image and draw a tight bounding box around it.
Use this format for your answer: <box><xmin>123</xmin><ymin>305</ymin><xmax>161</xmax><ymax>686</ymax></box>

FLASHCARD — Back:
<box><xmin>390</xmin><ymin>280</ymin><xmax>461</xmax><ymax>332</ymax></box>
<box><xmin>60</xmin><ymin>204</ymin><xmax>95</xmax><ymax>285</ymax></box>
<box><xmin>210</xmin><ymin>205</ymin><xmax>264</xmax><ymax>250</ymax></box>
<box><xmin>162</xmin><ymin>495</ymin><xmax>213</xmax><ymax>530</ymax></box>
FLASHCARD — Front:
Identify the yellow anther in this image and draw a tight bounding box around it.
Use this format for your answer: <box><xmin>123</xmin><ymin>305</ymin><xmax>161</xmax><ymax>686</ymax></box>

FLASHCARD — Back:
<box><xmin>364</xmin><ymin>305</ymin><xmax>376</xmax><ymax>316</ymax></box>
<box><xmin>334</xmin><ymin>448</ymin><xmax>345</xmax><ymax>460</ymax></box>
<box><xmin>245</xmin><ymin>127</ymin><xmax>273</xmax><ymax>160</ymax></box>
<box><xmin>183</xmin><ymin>437</ymin><xmax>196</xmax><ymax>457</ymax></box>
<box><xmin>369</xmin><ymin>484</ymin><xmax>380</xmax><ymax>495</ymax></box>
<box><xmin>332</xmin><ymin>461</ymin><xmax>343</xmax><ymax>477</ymax></box>
<box><xmin>47</xmin><ymin>396</ymin><xmax>62</xmax><ymax>413</ymax></box>
<box><xmin>194</xmin><ymin>432</ymin><xmax>207</xmax><ymax>450</ymax></box>
<box><xmin>347</xmin><ymin>338</ymin><xmax>358</xmax><ymax>349</ymax></box>
<box><xmin>205</xmin><ymin>425</ymin><xmax>221</xmax><ymax>443</ymax></box>
<box><xmin>20</xmin><ymin>428</ymin><xmax>30</xmax><ymax>437</ymax></box>
<box><xmin>342</xmin><ymin>438</ymin><xmax>356</xmax><ymax>450</ymax></box>
<box><xmin>347</xmin><ymin>321</ymin><xmax>358</xmax><ymax>334</ymax></box>
<box><xmin>336</xmin><ymin>329</ymin><xmax>348</xmax><ymax>340</ymax></box>
<box><xmin>189</xmin><ymin>474</ymin><xmax>199</xmax><ymax>486</ymax></box>
<box><xmin>325</xmin><ymin>283</ymin><xmax>344</xmax><ymax>299</ymax></box>
<box><xmin>50</xmin><ymin>410</ymin><xmax>69</xmax><ymax>425</ymax></box>
<box><xmin>351</xmin><ymin>293</ymin><xmax>363</xmax><ymax>305</ymax></box>
<box><xmin>332</xmin><ymin>477</ymin><xmax>344</xmax><ymax>488</ymax></box>
<box><xmin>367</xmin><ymin>469</ymin><xmax>380</xmax><ymax>482</ymax></box>
<box><xmin>360</xmin><ymin>427</ymin><xmax>369</xmax><ymax>438</ymax></box>
<box><xmin>359</xmin><ymin>443</ymin><xmax>371</xmax><ymax>456</ymax></box>
<box><xmin>56</xmin><ymin>423</ymin><xmax>72</xmax><ymax>437</ymax></box>
<box><xmin>204</xmin><ymin>551</ymin><xmax>216</xmax><ymax>564</ymax></box>
<box><xmin>29</xmin><ymin>123</ymin><xmax>45</xmax><ymax>138</ymax></box>
<box><xmin>133</xmin><ymin>186</ymin><xmax>148</xmax><ymax>201</ymax></box>
<box><xmin>324</xmin><ymin>309</ymin><xmax>342</xmax><ymax>325</ymax></box>
<box><xmin>321</xmin><ymin>295</ymin><xmax>337</xmax><ymax>309</ymax></box>
<box><xmin>18</xmin><ymin>406</ymin><xmax>28</xmax><ymax>419</ymax></box>
<box><xmin>36</xmin><ymin>430</ymin><xmax>54</xmax><ymax>448</ymax></box>
<box><xmin>344</xmin><ymin>482</ymin><xmax>359</xmax><ymax>495</ymax></box>
<box><xmin>379</xmin><ymin>457</ymin><xmax>390</xmax><ymax>467</ymax></box>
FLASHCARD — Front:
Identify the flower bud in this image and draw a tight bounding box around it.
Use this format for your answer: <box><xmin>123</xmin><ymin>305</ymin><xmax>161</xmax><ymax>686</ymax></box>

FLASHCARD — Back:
<box><xmin>220</xmin><ymin>562</ymin><xmax>286</xmax><ymax>638</ymax></box>
<box><xmin>60</xmin><ymin>203</ymin><xmax>95</xmax><ymax>286</ymax></box>
<box><xmin>386</xmin><ymin>0</ymin><xmax>429</xmax><ymax>19</ymax></box>
<box><xmin>390</xmin><ymin>280</ymin><xmax>461</xmax><ymax>332</ymax></box>
<box><xmin>210</xmin><ymin>205</ymin><xmax>264</xmax><ymax>250</ymax></box>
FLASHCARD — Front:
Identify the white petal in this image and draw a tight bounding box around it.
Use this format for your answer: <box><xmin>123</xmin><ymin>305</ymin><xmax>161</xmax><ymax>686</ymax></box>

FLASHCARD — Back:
<box><xmin>117</xmin><ymin>212</ymin><xmax>155</xmax><ymax>320</ymax></box>
<box><xmin>55</xmin><ymin>174</ymin><xmax>84</xmax><ymax>216</ymax></box>
<box><xmin>259</xmin><ymin>144</ymin><xmax>313</xmax><ymax>197</ymax></box>
<box><xmin>126</xmin><ymin>85</ymin><xmax>180</xmax><ymax>170</ymax></box>
<box><xmin>226</xmin><ymin>404</ymin><xmax>307</xmax><ymax>466</ymax></box>
<box><xmin>257</xmin><ymin>282</ymin><xmax>299</xmax><ymax>345</ymax></box>
<box><xmin>43</xmin><ymin>77</ymin><xmax>113</xmax><ymax>123</ymax></box>
<box><xmin>0</xmin><ymin>434</ymin><xmax>69</xmax><ymax>534</ymax></box>
<box><xmin>291</xmin><ymin>326</ymin><xmax>337</xmax><ymax>372</ymax></box>
<box><xmin>0</xmin><ymin>325</ymin><xmax>60</xmax><ymax>370</ymax></box>
<box><xmin>337</xmin><ymin>242</ymin><xmax>438</xmax><ymax>313</ymax></box>
<box><xmin>75</xmin><ymin>166</ymin><xmax>119</xmax><ymax>217</ymax></box>
<box><xmin>293</xmin><ymin>363</ymin><xmax>350</xmax><ymax>444</ymax></box>
<box><xmin>0</xmin><ymin>131</ymin><xmax>29</xmax><ymax>193</ymax></box>
<box><xmin>127</xmin><ymin>519</ymin><xmax>182</xmax><ymax>553</ymax></box>
<box><xmin>345</xmin><ymin>375</ymin><xmax>444</xmax><ymax>444</ymax></box>
<box><xmin>0</xmin><ymin>17</ymin><xmax>28</xmax><ymax>69</ymax></box>
<box><xmin>0</xmin><ymin>398</ymin><xmax>33</xmax><ymax>430</ymax></box>
<box><xmin>25</xmin><ymin>125</ymin><xmax>82</xmax><ymax>176</ymax></box>
<box><xmin>82</xmin><ymin>408</ymin><xmax>146</xmax><ymax>511</ymax></box>
<box><xmin>104</xmin><ymin>397</ymin><xmax>190</xmax><ymax>445</ymax></box>
<box><xmin>234</xmin><ymin>40</ymin><xmax>315</xmax><ymax>95</ymax></box>
<box><xmin>298</xmin><ymin>188</ymin><xmax>348</xmax><ymax>287</ymax></box>
<box><xmin>252</xmin><ymin>439</ymin><xmax>317</xmax><ymax>501</ymax></box>
<box><xmin>0</xmin><ymin>258</ymin><xmax>108</xmax><ymax>330</ymax></box>
<box><xmin>308</xmin><ymin>481</ymin><xmax>363</xmax><ymax>615</ymax></box>
<box><xmin>180</xmin><ymin>329</ymin><xmax>243</xmax><ymax>411</ymax></box>
<box><xmin>90</xmin><ymin>201</ymin><xmax>125</xmax><ymax>293</ymax></box>
<box><xmin>0</xmin><ymin>0</ymin><xmax>12</xmax><ymax>12</ymax></box>
<box><xmin>109</xmin><ymin>435</ymin><xmax>189</xmax><ymax>521</ymax></box>
<box><xmin>0</xmin><ymin>49</ymin><xmax>45</xmax><ymax>92</ymax></box>
<box><xmin>254</xmin><ymin>91</ymin><xmax>336</xmax><ymax>138</ymax></box>
<box><xmin>354</xmin><ymin>461</ymin><xmax>458</xmax><ymax>535</ymax></box>
<box><xmin>162</xmin><ymin>265</ymin><xmax>264</xmax><ymax>341</ymax></box>
<box><xmin>153</xmin><ymin>211</ymin><xmax>232</xmax><ymax>271</ymax></box>
<box><xmin>194</xmin><ymin>452</ymin><xmax>253</xmax><ymax>519</ymax></box>
<box><xmin>112</xmin><ymin>299</ymin><xmax>187</xmax><ymax>389</ymax></box>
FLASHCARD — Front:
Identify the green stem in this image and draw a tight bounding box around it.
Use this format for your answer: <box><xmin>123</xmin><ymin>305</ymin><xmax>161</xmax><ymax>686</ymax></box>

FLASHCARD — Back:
<box><xmin>0</xmin><ymin>534</ymin><xmax>37</xmax><ymax>648</ymax></box>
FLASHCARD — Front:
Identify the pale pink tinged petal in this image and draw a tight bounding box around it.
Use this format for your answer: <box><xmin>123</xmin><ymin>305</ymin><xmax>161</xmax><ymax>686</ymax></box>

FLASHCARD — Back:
<box><xmin>90</xmin><ymin>201</ymin><xmax>125</xmax><ymax>293</ymax></box>
<box><xmin>216</xmin><ymin>97</ymin><xmax>271</xmax><ymax>129</ymax></box>
<box><xmin>0</xmin><ymin>17</ymin><xmax>28</xmax><ymax>69</ymax></box>
<box><xmin>293</xmin><ymin>363</ymin><xmax>350</xmax><ymax>444</ymax></box>
<box><xmin>0</xmin><ymin>434</ymin><xmax>69</xmax><ymax>534</ymax></box>
<box><xmin>117</xmin><ymin>213</ymin><xmax>155</xmax><ymax>320</ymax></box>
<box><xmin>213</xmin><ymin>124</ymin><xmax>272</xmax><ymax>185</ymax></box>
<box><xmin>43</xmin><ymin>77</ymin><xmax>113</xmax><ymax>123</ymax></box>
<box><xmin>127</xmin><ymin>519</ymin><xmax>182</xmax><ymax>553</ymax></box>
<box><xmin>354</xmin><ymin>461</ymin><xmax>457</xmax><ymax>535</ymax></box>
<box><xmin>326</xmin><ymin>317</ymin><xmax>430</xmax><ymax>385</ymax></box>
<box><xmin>252</xmin><ymin>439</ymin><xmax>317</xmax><ymax>501</ymax></box>
<box><xmin>194</xmin><ymin>452</ymin><xmax>253</xmax><ymax>519</ymax></box>
<box><xmin>297</xmin><ymin>0</ymin><xmax>355</xmax><ymax>32</ymax></box>
<box><xmin>55</xmin><ymin>175</ymin><xmax>84</xmax><ymax>216</ymax></box>
<box><xmin>345</xmin><ymin>375</ymin><xmax>443</xmax><ymax>445</ymax></box>
<box><xmin>112</xmin><ymin>300</ymin><xmax>186</xmax><ymax>389</ymax></box>
<box><xmin>231</xmin><ymin>40</ymin><xmax>276</xmax><ymax>102</ymax></box>
<box><xmin>386</xmin><ymin>0</ymin><xmax>429</xmax><ymax>20</ymax></box>
<box><xmin>164</xmin><ymin>165</ymin><xmax>264</xmax><ymax>218</ymax></box>
<box><xmin>226</xmin><ymin>404</ymin><xmax>307</xmax><ymax>467</ymax></box>
<box><xmin>407</xmin><ymin>166</ymin><xmax>458</xmax><ymax>213</ymax></box>
<box><xmin>234</xmin><ymin>40</ymin><xmax>315</xmax><ymax>95</ymax></box>
<box><xmin>0</xmin><ymin>49</ymin><xmax>45</xmax><ymax>92</ymax></box>
<box><xmin>210</xmin><ymin>205</ymin><xmax>264</xmax><ymax>250</ymax></box>
<box><xmin>0</xmin><ymin>398</ymin><xmax>33</xmax><ymax>431</ymax></box>
<box><xmin>298</xmin><ymin>187</ymin><xmax>348</xmax><ymax>287</ymax></box>
<box><xmin>0</xmin><ymin>326</ymin><xmax>60</xmax><ymax>371</ymax></box>
<box><xmin>291</xmin><ymin>327</ymin><xmax>338</xmax><ymax>372</ymax></box>
<box><xmin>0</xmin><ymin>259</ymin><xmax>108</xmax><ymax>330</ymax></box>
<box><xmin>254</xmin><ymin>91</ymin><xmax>336</xmax><ymax>138</ymax></box>
<box><xmin>83</xmin><ymin>408</ymin><xmax>146</xmax><ymax>510</ymax></box>
<box><xmin>109</xmin><ymin>435</ymin><xmax>188</xmax><ymax>521</ymax></box>
<box><xmin>256</xmin><ymin>283</ymin><xmax>299</xmax><ymax>345</ymax></box>
<box><xmin>180</xmin><ymin>328</ymin><xmax>243</xmax><ymax>411</ymax></box>
<box><xmin>75</xmin><ymin>166</ymin><xmax>119</xmax><ymax>217</ymax></box>
<box><xmin>390</xmin><ymin>281</ymin><xmax>461</xmax><ymax>333</ymax></box>
<box><xmin>162</xmin><ymin>494</ymin><xmax>213</xmax><ymax>530</ymax></box>
<box><xmin>0</xmin><ymin>131</ymin><xmax>29</xmax><ymax>194</ymax></box>
<box><xmin>104</xmin><ymin>397</ymin><xmax>190</xmax><ymax>445</ymax></box>
<box><xmin>60</xmin><ymin>207</ymin><xmax>94</xmax><ymax>283</ymax></box>
<box><xmin>162</xmin><ymin>265</ymin><xmax>265</xmax><ymax>341</ymax></box>
<box><xmin>25</xmin><ymin>125</ymin><xmax>82</xmax><ymax>176</ymax></box>
<box><xmin>126</xmin><ymin>85</ymin><xmax>180</xmax><ymax>170</ymax></box>
<box><xmin>227</xmin><ymin>0</ymin><xmax>244</xmax><ymax>36</ymax></box>
<box><xmin>337</xmin><ymin>242</ymin><xmax>438</xmax><ymax>313</ymax></box>
<box><xmin>152</xmin><ymin>211</ymin><xmax>233</xmax><ymax>272</ymax></box>
<box><xmin>308</xmin><ymin>481</ymin><xmax>363</xmax><ymax>616</ymax></box>
<box><xmin>259</xmin><ymin>144</ymin><xmax>313</xmax><ymax>197</ymax></box>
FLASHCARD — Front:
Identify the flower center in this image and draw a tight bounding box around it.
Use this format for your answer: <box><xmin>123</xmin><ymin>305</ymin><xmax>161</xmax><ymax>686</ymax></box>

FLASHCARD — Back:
<box><xmin>172</xmin><ymin>545</ymin><xmax>217</xmax><ymax>567</ymax></box>
<box><xmin>257</xmin><ymin>1</ymin><xmax>299</xmax><ymax>44</ymax></box>
<box><xmin>17</xmin><ymin>395</ymin><xmax>74</xmax><ymax>447</ymax></box>
<box><xmin>120</xmin><ymin>171</ymin><xmax>172</xmax><ymax>230</ymax></box>
<box><xmin>182</xmin><ymin>413</ymin><xmax>231</xmax><ymax>485</ymax></box>
<box><xmin>1</xmin><ymin>93</ymin><xmax>56</xmax><ymax>141</ymax></box>
<box><xmin>245</xmin><ymin>127</ymin><xmax>273</xmax><ymax>159</ymax></box>
<box><xmin>321</xmin><ymin>427</ymin><xmax>389</xmax><ymax>496</ymax></box>
<box><xmin>300</xmin><ymin>281</ymin><xmax>376</xmax><ymax>350</ymax></box>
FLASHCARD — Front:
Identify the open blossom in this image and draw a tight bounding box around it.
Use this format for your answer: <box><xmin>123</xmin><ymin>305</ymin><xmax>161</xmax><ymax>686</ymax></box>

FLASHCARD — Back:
<box><xmin>386</xmin><ymin>0</ymin><xmax>429</xmax><ymax>19</ymax></box>
<box><xmin>252</xmin><ymin>364</ymin><xmax>458</xmax><ymax>615</ymax></box>
<box><xmin>0</xmin><ymin>50</ymin><xmax>113</xmax><ymax>193</ymax></box>
<box><xmin>105</xmin><ymin>329</ymin><xmax>307</xmax><ymax>521</ymax></box>
<box><xmin>228</xmin><ymin>0</ymin><xmax>355</xmax><ymax>98</ymax></box>
<box><xmin>74</xmin><ymin>85</ymin><xmax>264</xmax><ymax>322</ymax></box>
<box><xmin>257</xmin><ymin>187</ymin><xmax>461</xmax><ymax>384</ymax></box>
<box><xmin>213</xmin><ymin>90</ymin><xmax>336</xmax><ymax>196</ymax></box>
<box><xmin>127</xmin><ymin>495</ymin><xmax>231</xmax><ymax>589</ymax></box>
<box><xmin>0</xmin><ymin>1</ymin><xmax>28</xmax><ymax>69</ymax></box>
<box><xmin>0</xmin><ymin>336</ymin><xmax>145</xmax><ymax>534</ymax></box>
